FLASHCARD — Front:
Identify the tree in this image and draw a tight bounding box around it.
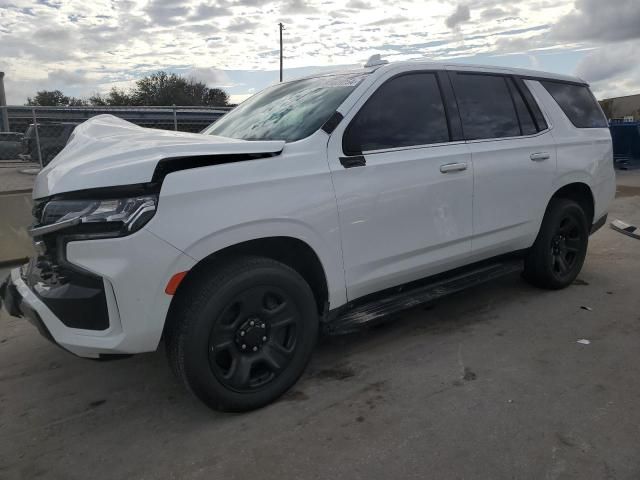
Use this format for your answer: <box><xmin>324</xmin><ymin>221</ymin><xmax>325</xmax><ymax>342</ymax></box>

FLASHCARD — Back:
<box><xmin>130</xmin><ymin>71</ymin><xmax>229</xmax><ymax>106</ymax></box>
<box><xmin>26</xmin><ymin>90</ymin><xmax>87</xmax><ymax>107</ymax></box>
<box><xmin>88</xmin><ymin>87</ymin><xmax>134</xmax><ymax>106</ymax></box>
<box><xmin>26</xmin><ymin>71</ymin><xmax>230</xmax><ymax>107</ymax></box>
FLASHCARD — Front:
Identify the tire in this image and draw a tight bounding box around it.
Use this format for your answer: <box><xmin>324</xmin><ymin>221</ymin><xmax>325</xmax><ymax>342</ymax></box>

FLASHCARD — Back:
<box><xmin>165</xmin><ymin>256</ymin><xmax>319</xmax><ymax>412</ymax></box>
<box><xmin>523</xmin><ymin>198</ymin><xmax>589</xmax><ymax>289</ymax></box>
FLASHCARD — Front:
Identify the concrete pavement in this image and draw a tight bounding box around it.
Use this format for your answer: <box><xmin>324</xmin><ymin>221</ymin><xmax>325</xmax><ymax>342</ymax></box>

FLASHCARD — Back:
<box><xmin>1</xmin><ymin>175</ymin><xmax>639</xmax><ymax>480</ymax></box>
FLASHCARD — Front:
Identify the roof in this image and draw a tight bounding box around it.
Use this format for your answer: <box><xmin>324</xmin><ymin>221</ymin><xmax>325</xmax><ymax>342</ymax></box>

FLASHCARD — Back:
<box><xmin>294</xmin><ymin>60</ymin><xmax>586</xmax><ymax>86</ymax></box>
<box><xmin>377</xmin><ymin>60</ymin><xmax>587</xmax><ymax>85</ymax></box>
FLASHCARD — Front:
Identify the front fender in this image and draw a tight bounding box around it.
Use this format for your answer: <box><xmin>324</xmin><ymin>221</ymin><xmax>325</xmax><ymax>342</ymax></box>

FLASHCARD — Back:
<box><xmin>179</xmin><ymin>219</ymin><xmax>347</xmax><ymax>308</ymax></box>
<box><xmin>145</xmin><ymin>147</ymin><xmax>347</xmax><ymax>309</ymax></box>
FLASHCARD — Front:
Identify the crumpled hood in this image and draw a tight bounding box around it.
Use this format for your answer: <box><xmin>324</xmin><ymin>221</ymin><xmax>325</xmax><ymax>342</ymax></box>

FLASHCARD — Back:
<box><xmin>33</xmin><ymin>114</ymin><xmax>285</xmax><ymax>199</ymax></box>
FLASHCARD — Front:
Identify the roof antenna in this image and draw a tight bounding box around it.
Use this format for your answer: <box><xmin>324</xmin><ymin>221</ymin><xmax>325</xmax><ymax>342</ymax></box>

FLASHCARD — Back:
<box><xmin>364</xmin><ymin>54</ymin><xmax>389</xmax><ymax>68</ymax></box>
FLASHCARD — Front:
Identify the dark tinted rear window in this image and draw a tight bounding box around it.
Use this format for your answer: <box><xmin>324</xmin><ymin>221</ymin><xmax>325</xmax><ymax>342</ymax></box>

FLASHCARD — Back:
<box><xmin>541</xmin><ymin>81</ymin><xmax>607</xmax><ymax>128</ymax></box>
<box><xmin>344</xmin><ymin>72</ymin><xmax>449</xmax><ymax>154</ymax></box>
<box><xmin>452</xmin><ymin>73</ymin><xmax>520</xmax><ymax>140</ymax></box>
<box><xmin>516</xmin><ymin>78</ymin><xmax>547</xmax><ymax>131</ymax></box>
<box><xmin>507</xmin><ymin>78</ymin><xmax>537</xmax><ymax>136</ymax></box>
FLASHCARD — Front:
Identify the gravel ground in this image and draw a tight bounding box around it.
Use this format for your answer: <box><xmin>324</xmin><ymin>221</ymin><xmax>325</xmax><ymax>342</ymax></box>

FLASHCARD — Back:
<box><xmin>1</xmin><ymin>174</ymin><xmax>639</xmax><ymax>480</ymax></box>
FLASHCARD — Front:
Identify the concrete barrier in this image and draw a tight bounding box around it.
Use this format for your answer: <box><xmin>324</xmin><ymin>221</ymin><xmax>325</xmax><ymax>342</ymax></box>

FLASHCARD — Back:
<box><xmin>0</xmin><ymin>190</ymin><xmax>35</xmax><ymax>264</ymax></box>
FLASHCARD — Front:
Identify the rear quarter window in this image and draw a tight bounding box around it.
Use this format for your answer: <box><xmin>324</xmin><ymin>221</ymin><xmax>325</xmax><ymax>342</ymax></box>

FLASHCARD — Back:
<box><xmin>541</xmin><ymin>81</ymin><xmax>608</xmax><ymax>128</ymax></box>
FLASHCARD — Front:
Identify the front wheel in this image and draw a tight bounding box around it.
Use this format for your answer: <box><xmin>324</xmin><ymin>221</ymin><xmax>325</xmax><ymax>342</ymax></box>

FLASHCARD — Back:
<box><xmin>165</xmin><ymin>256</ymin><xmax>318</xmax><ymax>412</ymax></box>
<box><xmin>524</xmin><ymin>198</ymin><xmax>589</xmax><ymax>289</ymax></box>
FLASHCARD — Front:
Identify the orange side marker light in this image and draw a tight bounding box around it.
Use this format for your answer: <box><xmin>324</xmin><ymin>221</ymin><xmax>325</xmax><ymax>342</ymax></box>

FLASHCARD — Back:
<box><xmin>165</xmin><ymin>271</ymin><xmax>188</xmax><ymax>295</ymax></box>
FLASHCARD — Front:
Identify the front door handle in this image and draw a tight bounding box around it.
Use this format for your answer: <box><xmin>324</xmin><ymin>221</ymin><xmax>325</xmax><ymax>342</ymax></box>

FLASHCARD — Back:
<box><xmin>530</xmin><ymin>152</ymin><xmax>550</xmax><ymax>161</ymax></box>
<box><xmin>440</xmin><ymin>162</ymin><xmax>468</xmax><ymax>173</ymax></box>
<box><xmin>340</xmin><ymin>155</ymin><xmax>366</xmax><ymax>168</ymax></box>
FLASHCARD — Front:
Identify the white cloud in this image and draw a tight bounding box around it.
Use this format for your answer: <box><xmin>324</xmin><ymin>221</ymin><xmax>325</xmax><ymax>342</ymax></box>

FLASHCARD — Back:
<box><xmin>346</xmin><ymin>0</ymin><xmax>371</xmax><ymax>9</ymax></box>
<box><xmin>575</xmin><ymin>43</ymin><xmax>637</xmax><ymax>83</ymax></box>
<box><xmin>446</xmin><ymin>4</ymin><xmax>470</xmax><ymax>29</ymax></box>
<box><xmin>280</xmin><ymin>0</ymin><xmax>317</xmax><ymax>15</ymax></box>
<box><xmin>1</xmin><ymin>0</ymin><xmax>639</xmax><ymax>105</ymax></box>
<box><xmin>575</xmin><ymin>41</ymin><xmax>640</xmax><ymax>98</ymax></box>
<box><xmin>187</xmin><ymin>67</ymin><xmax>231</xmax><ymax>86</ymax></box>
<box><xmin>47</xmin><ymin>69</ymin><xmax>91</xmax><ymax>86</ymax></box>
<box><xmin>553</xmin><ymin>0</ymin><xmax>640</xmax><ymax>42</ymax></box>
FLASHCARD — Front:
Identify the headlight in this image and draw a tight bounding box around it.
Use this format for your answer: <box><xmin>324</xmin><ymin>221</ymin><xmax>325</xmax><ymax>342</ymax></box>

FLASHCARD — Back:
<box><xmin>30</xmin><ymin>195</ymin><xmax>157</xmax><ymax>238</ymax></box>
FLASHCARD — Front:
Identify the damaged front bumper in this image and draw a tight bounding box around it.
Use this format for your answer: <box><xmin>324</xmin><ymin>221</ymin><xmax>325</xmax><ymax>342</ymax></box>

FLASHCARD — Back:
<box><xmin>0</xmin><ymin>227</ymin><xmax>196</xmax><ymax>358</ymax></box>
<box><xmin>1</xmin><ymin>267</ymin><xmax>58</xmax><ymax>348</ymax></box>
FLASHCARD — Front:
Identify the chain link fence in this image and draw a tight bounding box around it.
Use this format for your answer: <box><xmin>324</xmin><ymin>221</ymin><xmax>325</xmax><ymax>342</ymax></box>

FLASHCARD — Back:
<box><xmin>0</xmin><ymin>105</ymin><xmax>231</xmax><ymax>168</ymax></box>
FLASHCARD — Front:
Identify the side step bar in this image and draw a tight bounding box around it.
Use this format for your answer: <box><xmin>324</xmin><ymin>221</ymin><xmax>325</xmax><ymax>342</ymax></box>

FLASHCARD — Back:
<box><xmin>326</xmin><ymin>259</ymin><xmax>524</xmax><ymax>335</ymax></box>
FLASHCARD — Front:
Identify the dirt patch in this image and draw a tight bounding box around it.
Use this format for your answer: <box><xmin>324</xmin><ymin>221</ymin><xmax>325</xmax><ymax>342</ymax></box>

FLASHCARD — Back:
<box><xmin>615</xmin><ymin>185</ymin><xmax>640</xmax><ymax>198</ymax></box>
<box><xmin>463</xmin><ymin>368</ymin><xmax>477</xmax><ymax>381</ymax></box>
<box><xmin>361</xmin><ymin>380</ymin><xmax>387</xmax><ymax>393</ymax></box>
<box><xmin>281</xmin><ymin>390</ymin><xmax>309</xmax><ymax>402</ymax></box>
<box><xmin>315</xmin><ymin>366</ymin><xmax>356</xmax><ymax>381</ymax></box>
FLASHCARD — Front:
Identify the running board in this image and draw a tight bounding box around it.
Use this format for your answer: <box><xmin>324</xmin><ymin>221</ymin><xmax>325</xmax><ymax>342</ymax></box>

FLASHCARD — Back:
<box><xmin>326</xmin><ymin>259</ymin><xmax>524</xmax><ymax>335</ymax></box>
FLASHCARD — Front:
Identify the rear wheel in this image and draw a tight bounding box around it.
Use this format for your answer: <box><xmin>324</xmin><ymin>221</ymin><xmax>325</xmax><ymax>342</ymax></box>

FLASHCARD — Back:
<box><xmin>524</xmin><ymin>198</ymin><xmax>589</xmax><ymax>289</ymax></box>
<box><xmin>165</xmin><ymin>256</ymin><xmax>318</xmax><ymax>411</ymax></box>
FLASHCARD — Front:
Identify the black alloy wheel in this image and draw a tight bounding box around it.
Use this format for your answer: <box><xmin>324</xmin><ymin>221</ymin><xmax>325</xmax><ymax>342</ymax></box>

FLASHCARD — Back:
<box><xmin>208</xmin><ymin>285</ymin><xmax>300</xmax><ymax>392</ymax></box>
<box><xmin>166</xmin><ymin>256</ymin><xmax>318</xmax><ymax>412</ymax></box>
<box><xmin>524</xmin><ymin>198</ymin><xmax>589</xmax><ymax>289</ymax></box>
<box><xmin>549</xmin><ymin>215</ymin><xmax>584</xmax><ymax>279</ymax></box>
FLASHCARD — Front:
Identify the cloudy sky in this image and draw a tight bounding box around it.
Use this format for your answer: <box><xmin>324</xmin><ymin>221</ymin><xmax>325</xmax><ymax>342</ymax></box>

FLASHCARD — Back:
<box><xmin>0</xmin><ymin>0</ymin><xmax>639</xmax><ymax>104</ymax></box>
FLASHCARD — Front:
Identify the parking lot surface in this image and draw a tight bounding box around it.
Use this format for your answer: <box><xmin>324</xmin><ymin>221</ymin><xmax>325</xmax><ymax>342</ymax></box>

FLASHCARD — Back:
<box><xmin>1</xmin><ymin>173</ymin><xmax>640</xmax><ymax>480</ymax></box>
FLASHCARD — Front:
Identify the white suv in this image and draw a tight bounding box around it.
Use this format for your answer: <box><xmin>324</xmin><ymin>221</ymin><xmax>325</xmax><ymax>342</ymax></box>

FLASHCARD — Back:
<box><xmin>1</xmin><ymin>61</ymin><xmax>615</xmax><ymax>411</ymax></box>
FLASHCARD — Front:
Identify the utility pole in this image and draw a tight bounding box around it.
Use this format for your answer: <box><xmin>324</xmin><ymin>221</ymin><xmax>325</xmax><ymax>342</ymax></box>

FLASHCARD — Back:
<box><xmin>279</xmin><ymin>22</ymin><xmax>285</xmax><ymax>82</ymax></box>
<box><xmin>0</xmin><ymin>72</ymin><xmax>8</xmax><ymax>131</ymax></box>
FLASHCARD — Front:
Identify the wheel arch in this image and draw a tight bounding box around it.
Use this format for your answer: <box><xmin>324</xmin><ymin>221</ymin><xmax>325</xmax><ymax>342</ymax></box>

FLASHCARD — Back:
<box><xmin>167</xmin><ymin>236</ymin><xmax>331</xmax><ymax>326</ymax></box>
<box><xmin>548</xmin><ymin>182</ymin><xmax>595</xmax><ymax>225</ymax></box>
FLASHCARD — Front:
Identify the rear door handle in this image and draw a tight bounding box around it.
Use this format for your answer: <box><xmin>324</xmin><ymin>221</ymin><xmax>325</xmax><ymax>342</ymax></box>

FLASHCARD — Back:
<box><xmin>530</xmin><ymin>152</ymin><xmax>550</xmax><ymax>161</ymax></box>
<box><xmin>440</xmin><ymin>162</ymin><xmax>468</xmax><ymax>173</ymax></box>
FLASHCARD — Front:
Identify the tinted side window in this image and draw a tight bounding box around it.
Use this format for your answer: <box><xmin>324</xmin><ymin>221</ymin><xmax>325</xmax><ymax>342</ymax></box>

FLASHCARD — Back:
<box><xmin>515</xmin><ymin>78</ymin><xmax>548</xmax><ymax>131</ymax></box>
<box><xmin>507</xmin><ymin>78</ymin><xmax>537</xmax><ymax>135</ymax></box>
<box><xmin>541</xmin><ymin>81</ymin><xmax>608</xmax><ymax>128</ymax></box>
<box><xmin>452</xmin><ymin>73</ymin><xmax>520</xmax><ymax>140</ymax></box>
<box><xmin>344</xmin><ymin>73</ymin><xmax>449</xmax><ymax>154</ymax></box>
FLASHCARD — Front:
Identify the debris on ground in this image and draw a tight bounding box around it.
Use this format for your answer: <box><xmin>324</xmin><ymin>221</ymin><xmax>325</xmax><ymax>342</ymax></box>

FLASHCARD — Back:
<box><xmin>610</xmin><ymin>219</ymin><xmax>640</xmax><ymax>240</ymax></box>
<box><xmin>580</xmin><ymin>306</ymin><xmax>593</xmax><ymax>311</ymax></box>
<box><xmin>577</xmin><ymin>339</ymin><xmax>591</xmax><ymax>345</ymax></box>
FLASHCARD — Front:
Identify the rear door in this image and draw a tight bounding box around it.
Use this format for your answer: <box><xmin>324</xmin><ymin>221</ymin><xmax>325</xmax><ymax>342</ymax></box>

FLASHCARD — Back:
<box><xmin>447</xmin><ymin>70</ymin><xmax>557</xmax><ymax>259</ymax></box>
<box><xmin>327</xmin><ymin>70</ymin><xmax>474</xmax><ymax>300</ymax></box>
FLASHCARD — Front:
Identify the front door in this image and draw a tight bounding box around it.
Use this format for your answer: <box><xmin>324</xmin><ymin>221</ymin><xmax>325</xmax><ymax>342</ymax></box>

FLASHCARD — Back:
<box><xmin>327</xmin><ymin>70</ymin><xmax>474</xmax><ymax>301</ymax></box>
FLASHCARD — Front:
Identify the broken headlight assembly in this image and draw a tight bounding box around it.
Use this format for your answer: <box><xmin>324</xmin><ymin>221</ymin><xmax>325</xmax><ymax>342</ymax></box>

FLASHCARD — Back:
<box><xmin>30</xmin><ymin>195</ymin><xmax>158</xmax><ymax>238</ymax></box>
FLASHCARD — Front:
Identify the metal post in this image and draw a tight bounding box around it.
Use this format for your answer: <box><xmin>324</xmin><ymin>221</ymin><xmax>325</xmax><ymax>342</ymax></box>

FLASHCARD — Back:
<box><xmin>31</xmin><ymin>107</ymin><xmax>43</xmax><ymax>168</ymax></box>
<box><xmin>173</xmin><ymin>105</ymin><xmax>178</xmax><ymax>131</ymax></box>
<box><xmin>279</xmin><ymin>23</ymin><xmax>284</xmax><ymax>82</ymax></box>
<box><xmin>0</xmin><ymin>72</ymin><xmax>9</xmax><ymax>131</ymax></box>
